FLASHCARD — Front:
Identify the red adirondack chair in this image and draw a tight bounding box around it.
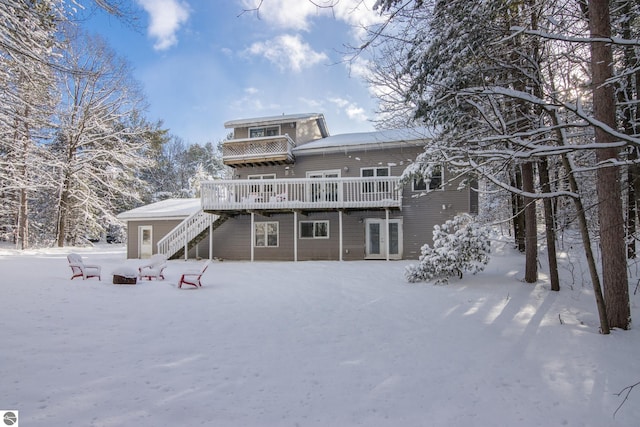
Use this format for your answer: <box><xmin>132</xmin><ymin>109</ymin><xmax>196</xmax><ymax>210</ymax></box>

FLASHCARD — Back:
<box><xmin>67</xmin><ymin>253</ymin><xmax>101</xmax><ymax>280</ymax></box>
<box><xmin>138</xmin><ymin>254</ymin><xmax>168</xmax><ymax>280</ymax></box>
<box><xmin>178</xmin><ymin>262</ymin><xmax>209</xmax><ymax>288</ymax></box>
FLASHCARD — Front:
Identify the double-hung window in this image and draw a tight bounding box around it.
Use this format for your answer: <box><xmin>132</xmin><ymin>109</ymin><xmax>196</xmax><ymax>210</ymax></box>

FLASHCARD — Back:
<box><xmin>361</xmin><ymin>167</ymin><xmax>390</xmax><ymax>193</ymax></box>
<box><xmin>248</xmin><ymin>174</ymin><xmax>275</xmax><ymax>195</ymax></box>
<box><xmin>299</xmin><ymin>220</ymin><xmax>329</xmax><ymax>239</ymax></box>
<box><xmin>255</xmin><ymin>221</ymin><xmax>279</xmax><ymax>247</ymax></box>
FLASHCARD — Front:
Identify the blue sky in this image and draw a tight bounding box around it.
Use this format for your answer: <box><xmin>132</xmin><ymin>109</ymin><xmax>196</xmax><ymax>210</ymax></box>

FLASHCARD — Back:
<box><xmin>82</xmin><ymin>0</ymin><xmax>384</xmax><ymax>145</ymax></box>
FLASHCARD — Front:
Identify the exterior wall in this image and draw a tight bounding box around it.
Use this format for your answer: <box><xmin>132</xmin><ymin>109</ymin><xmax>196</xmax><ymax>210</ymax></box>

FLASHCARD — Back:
<box><xmin>125</xmin><ymin>218</ymin><xmax>213</xmax><ymax>260</ymax></box>
<box><xmin>230</xmin><ymin>118</ymin><xmax>323</xmax><ymax>146</ymax></box>
<box><xmin>125</xmin><ymin>219</ymin><xmax>183</xmax><ymax>259</ymax></box>
<box><xmin>295</xmin><ymin>119</ymin><xmax>324</xmax><ymax>145</ymax></box>
<box><xmin>124</xmin><ymin>143</ymin><xmax>475</xmax><ymax>261</ymax></box>
<box><xmin>231</xmin><ymin>144</ymin><xmax>420</xmax><ymax>180</ymax></box>
<box><xmin>206</xmin><ymin>144</ymin><xmax>473</xmax><ymax>261</ymax></box>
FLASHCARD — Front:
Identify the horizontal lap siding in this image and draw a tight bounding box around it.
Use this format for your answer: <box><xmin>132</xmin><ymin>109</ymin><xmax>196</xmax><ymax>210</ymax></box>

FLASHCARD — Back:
<box><xmin>232</xmin><ymin>120</ymin><xmax>325</xmax><ymax>146</ymax></box>
<box><xmin>208</xmin><ymin>143</ymin><xmax>473</xmax><ymax>261</ymax></box>
<box><xmin>211</xmin><ymin>215</ymin><xmax>251</xmax><ymax>260</ymax></box>
<box><xmin>402</xmin><ymin>179</ymin><xmax>472</xmax><ymax>259</ymax></box>
<box><xmin>125</xmin><ymin>219</ymin><xmax>183</xmax><ymax>259</ymax></box>
<box><xmin>296</xmin><ymin>211</ymin><xmax>339</xmax><ymax>260</ymax></box>
<box><xmin>212</xmin><ymin>214</ymin><xmax>295</xmax><ymax>261</ymax></box>
<box><xmin>231</xmin><ymin>145</ymin><xmax>420</xmax><ymax>180</ymax></box>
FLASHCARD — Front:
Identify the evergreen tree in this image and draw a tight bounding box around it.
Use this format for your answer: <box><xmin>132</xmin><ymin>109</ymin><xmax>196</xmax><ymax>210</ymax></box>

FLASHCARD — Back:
<box><xmin>405</xmin><ymin>214</ymin><xmax>491</xmax><ymax>284</ymax></box>
<box><xmin>0</xmin><ymin>0</ymin><xmax>59</xmax><ymax>248</ymax></box>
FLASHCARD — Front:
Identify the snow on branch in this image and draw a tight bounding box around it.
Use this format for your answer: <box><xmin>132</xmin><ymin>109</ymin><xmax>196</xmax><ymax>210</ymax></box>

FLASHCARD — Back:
<box><xmin>510</xmin><ymin>26</ymin><xmax>640</xmax><ymax>47</ymax></box>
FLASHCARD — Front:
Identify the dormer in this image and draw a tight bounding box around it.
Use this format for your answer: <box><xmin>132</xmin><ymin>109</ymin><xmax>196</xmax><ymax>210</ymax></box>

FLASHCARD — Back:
<box><xmin>221</xmin><ymin>113</ymin><xmax>329</xmax><ymax>167</ymax></box>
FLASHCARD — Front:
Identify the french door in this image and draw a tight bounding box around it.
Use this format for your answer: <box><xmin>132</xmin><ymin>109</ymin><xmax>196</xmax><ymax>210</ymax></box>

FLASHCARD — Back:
<box><xmin>307</xmin><ymin>170</ymin><xmax>340</xmax><ymax>202</ymax></box>
<box><xmin>365</xmin><ymin>218</ymin><xmax>403</xmax><ymax>259</ymax></box>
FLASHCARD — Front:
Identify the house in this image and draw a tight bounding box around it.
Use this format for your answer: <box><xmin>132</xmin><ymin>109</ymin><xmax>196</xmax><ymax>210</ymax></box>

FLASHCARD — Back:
<box><xmin>117</xmin><ymin>198</ymin><xmax>213</xmax><ymax>260</ymax></box>
<box><xmin>119</xmin><ymin>113</ymin><xmax>477</xmax><ymax>261</ymax></box>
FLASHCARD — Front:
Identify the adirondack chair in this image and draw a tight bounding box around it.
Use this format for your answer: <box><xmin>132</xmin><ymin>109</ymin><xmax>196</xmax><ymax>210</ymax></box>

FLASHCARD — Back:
<box><xmin>67</xmin><ymin>253</ymin><xmax>101</xmax><ymax>280</ymax></box>
<box><xmin>138</xmin><ymin>254</ymin><xmax>168</xmax><ymax>280</ymax></box>
<box><xmin>178</xmin><ymin>261</ymin><xmax>209</xmax><ymax>288</ymax></box>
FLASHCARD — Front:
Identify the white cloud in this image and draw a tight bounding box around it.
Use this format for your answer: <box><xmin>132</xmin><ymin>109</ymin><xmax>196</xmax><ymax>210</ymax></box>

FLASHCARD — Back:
<box><xmin>229</xmin><ymin>89</ymin><xmax>281</xmax><ymax>114</ymax></box>
<box><xmin>329</xmin><ymin>97</ymin><xmax>350</xmax><ymax>108</ymax></box>
<box><xmin>329</xmin><ymin>97</ymin><xmax>368</xmax><ymax>122</ymax></box>
<box><xmin>240</xmin><ymin>0</ymin><xmax>318</xmax><ymax>31</ymax></box>
<box><xmin>247</xmin><ymin>34</ymin><xmax>328</xmax><ymax>72</ymax></box>
<box><xmin>298</xmin><ymin>96</ymin><xmax>324</xmax><ymax>110</ymax></box>
<box><xmin>345</xmin><ymin>104</ymin><xmax>367</xmax><ymax>122</ymax></box>
<box><xmin>239</xmin><ymin>0</ymin><xmax>382</xmax><ymax>34</ymax></box>
<box><xmin>347</xmin><ymin>57</ymin><xmax>372</xmax><ymax>80</ymax></box>
<box><xmin>137</xmin><ymin>0</ymin><xmax>190</xmax><ymax>50</ymax></box>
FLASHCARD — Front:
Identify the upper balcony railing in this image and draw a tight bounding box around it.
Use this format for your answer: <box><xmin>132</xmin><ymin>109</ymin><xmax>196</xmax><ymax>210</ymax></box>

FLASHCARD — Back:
<box><xmin>201</xmin><ymin>177</ymin><xmax>403</xmax><ymax>212</ymax></box>
<box><xmin>221</xmin><ymin>135</ymin><xmax>296</xmax><ymax>166</ymax></box>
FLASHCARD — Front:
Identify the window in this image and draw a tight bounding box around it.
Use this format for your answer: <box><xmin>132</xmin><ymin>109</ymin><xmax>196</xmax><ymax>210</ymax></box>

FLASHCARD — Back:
<box><xmin>255</xmin><ymin>221</ymin><xmax>279</xmax><ymax>247</ymax></box>
<box><xmin>249</xmin><ymin>126</ymin><xmax>280</xmax><ymax>138</ymax></box>
<box><xmin>413</xmin><ymin>165</ymin><xmax>443</xmax><ymax>191</ymax></box>
<box><xmin>299</xmin><ymin>221</ymin><xmax>329</xmax><ymax>239</ymax></box>
<box><xmin>248</xmin><ymin>174</ymin><xmax>275</xmax><ymax>194</ymax></box>
<box><xmin>361</xmin><ymin>167</ymin><xmax>390</xmax><ymax>193</ymax></box>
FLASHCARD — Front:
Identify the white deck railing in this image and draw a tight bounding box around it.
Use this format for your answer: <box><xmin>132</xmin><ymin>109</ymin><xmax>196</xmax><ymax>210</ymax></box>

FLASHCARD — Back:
<box><xmin>201</xmin><ymin>177</ymin><xmax>403</xmax><ymax>211</ymax></box>
<box><xmin>157</xmin><ymin>209</ymin><xmax>217</xmax><ymax>259</ymax></box>
<box><xmin>222</xmin><ymin>135</ymin><xmax>296</xmax><ymax>164</ymax></box>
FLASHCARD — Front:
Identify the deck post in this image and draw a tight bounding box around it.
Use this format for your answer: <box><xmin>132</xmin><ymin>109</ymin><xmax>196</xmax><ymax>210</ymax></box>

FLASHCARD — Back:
<box><xmin>294</xmin><ymin>211</ymin><xmax>298</xmax><ymax>262</ymax></box>
<box><xmin>209</xmin><ymin>221</ymin><xmax>213</xmax><ymax>260</ymax></box>
<box><xmin>184</xmin><ymin>233</ymin><xmax>188</xmax><ymax>261</ymax></box>
<box><xmin>339</xmin><ymin>210</ymin><xmax>343</xmax><ymax>261</ymax></box>
<box><xmin>385</xmin><ymin>208</ymin><xmax>390</xmax><ymax>261</ymax></box>
<box><xmin>250</xmin><ymin>212</ymin><xmax>255</xmax><ymax>262</ymax></box>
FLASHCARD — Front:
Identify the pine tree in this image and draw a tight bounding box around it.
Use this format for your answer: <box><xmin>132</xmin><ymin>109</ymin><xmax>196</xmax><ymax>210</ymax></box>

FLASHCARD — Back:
<box><xmin>405</xmin><ymin>214</ymin><xmax>491</xmax><ymax>284</ymax></box>
<box><xmin>0</xmin><ymin>0</ymin><xmax>59</xmax><ymax>248</ymax></box>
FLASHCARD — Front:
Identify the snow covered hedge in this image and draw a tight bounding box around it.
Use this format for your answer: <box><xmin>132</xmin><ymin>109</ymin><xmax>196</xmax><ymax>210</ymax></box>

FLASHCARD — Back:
<box><xmin>405</xmin><ymin>214</ymin><xmax>491</xmax><ymax>284</ymax></box>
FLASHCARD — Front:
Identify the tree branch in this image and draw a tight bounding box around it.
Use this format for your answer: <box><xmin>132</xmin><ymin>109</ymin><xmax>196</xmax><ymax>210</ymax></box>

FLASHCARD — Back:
<box><xmin>614</xmin><ymin>381</ymin><xmax>640</xmax><ymax>418</ymax></box>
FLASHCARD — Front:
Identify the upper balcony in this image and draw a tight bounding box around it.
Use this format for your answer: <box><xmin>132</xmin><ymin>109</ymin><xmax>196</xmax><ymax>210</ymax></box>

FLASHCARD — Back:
<box><xmin>221</xmin><ymin>135</ymin><xmax>296</xmax><ymax>167</ymax></box>
<box><xmin>201</xmin><ymin>177</ymin><xmax>403</xmax><ymax>214</ymax></box>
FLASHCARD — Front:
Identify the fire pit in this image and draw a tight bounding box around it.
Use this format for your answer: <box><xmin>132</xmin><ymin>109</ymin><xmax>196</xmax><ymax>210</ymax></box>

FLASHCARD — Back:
<box><xmin>112</xmin><ymin>267</ymin><xmax>137</xmax><ymax>285</ymax></box>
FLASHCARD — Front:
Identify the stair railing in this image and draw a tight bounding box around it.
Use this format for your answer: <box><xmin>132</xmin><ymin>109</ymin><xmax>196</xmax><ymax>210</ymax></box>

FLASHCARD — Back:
<box><xmin>157</xmin><ymin>208</ymin><xmax>217</xmax><ymax>260</ymax></box>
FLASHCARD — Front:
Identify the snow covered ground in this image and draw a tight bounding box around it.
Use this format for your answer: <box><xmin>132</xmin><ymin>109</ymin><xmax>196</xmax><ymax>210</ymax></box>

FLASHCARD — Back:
<box><xmin>0</xmin><ymin>241</ymin><xmax>638</xmax><ymax>426</ymax></box>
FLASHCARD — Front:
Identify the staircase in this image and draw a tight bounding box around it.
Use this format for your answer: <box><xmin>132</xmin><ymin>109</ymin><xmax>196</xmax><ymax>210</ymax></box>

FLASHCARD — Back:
<box><xmin>157</xmin><ymin>209</ymin><xmax>228</xmax><ymax>260</ymax></box>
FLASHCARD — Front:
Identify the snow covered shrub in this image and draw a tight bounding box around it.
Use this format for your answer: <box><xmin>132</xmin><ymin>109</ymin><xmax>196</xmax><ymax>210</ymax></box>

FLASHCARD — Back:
<box><xmin>405</xmin><ymin>214</ymin><xmax>491</xmax><ymax>284</ymax></box>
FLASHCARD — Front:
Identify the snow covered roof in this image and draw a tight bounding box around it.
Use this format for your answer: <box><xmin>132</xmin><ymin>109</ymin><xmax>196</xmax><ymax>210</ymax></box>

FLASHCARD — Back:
<box><xmin>293</xmin><ymin>127</ymin><xmax>434</xmax><ymax>155</ymax></box>
<box><xmin>224</xmin><ymin>113</ymin><xmax>326</xmax><ymax>130</ymax></box>
<box><xmin>116</xmin><ymin>198</ymin><xmax>201</xmax><ymax>221</ymax></box>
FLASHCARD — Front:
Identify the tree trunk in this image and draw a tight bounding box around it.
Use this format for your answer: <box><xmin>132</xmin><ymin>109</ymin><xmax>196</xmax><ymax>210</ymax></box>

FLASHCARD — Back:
<box><xmin>16</xmin><ymin>188</ymin><xmax>28</xmax><ymax>250</ymax></box>
<box><xmin>550</xmin><ymin>107</ymin><xmax>610</xmax><ymax>333</ymax></box>
<box><xmin>511</xmin><ymin>167</ymin><xmax>526</xmax><ymax>251</ymax></box>
<box><xmin>56</xmin><ymin>186</ymin><xmax>69</xmax><ymax>248</ymax></box>
<box><xmin>521</xmin><ymin>162</ymin><xmax>537</xmax><ymax>282</ymax></box>
<box><xmin>561</xmin><ymin>153</ymin><xmax>610</xmax><ymax>334</ymax></box>
<box><xmin>628</xmin><ymin>148</ymin><xmax>638</xmax><ymax>259</ymax></box>
<box><xmin>539</xmin><ymin>158</ymin><xmax>560</xmax><ymax>291</ymax></box>
<box><xmin>619</xmin><ymin>2</ymin><xmax>639</xmax><ymax>259</ymax></box>
<box><xmin>15</xmin><ymin>114</ymin><xmax>30</xmax><ymax>250</ymax></box>
<box><xmin>589</xmin><ymin>0</ymin><xmax>630</xmax><ymax>329</ymax></box>
<box><xmin>56</xmin><ymin>170</ymin><xmax>72</xmax><ymax>247</ymax></box>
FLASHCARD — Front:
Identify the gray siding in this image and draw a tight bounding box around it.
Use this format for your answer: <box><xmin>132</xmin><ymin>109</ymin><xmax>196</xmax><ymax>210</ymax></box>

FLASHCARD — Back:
<box><xmin>124</xmin><ymin>144</ymin><xmax>474</xmax><ymax>261</ymax></box>
<box><xmin>207</xmin><ymin>144</ymin><xmax>472</xmax><ymax>261</ymax></box>
<box><xmin>230</xmin><ymin>118</ymin><xmax>322</xmax><ymax>146</ymax></box>
<box><xmin>125</xmin><ymin>219</ymin><xmax>182</xmax><ymax>259</ymax></box>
